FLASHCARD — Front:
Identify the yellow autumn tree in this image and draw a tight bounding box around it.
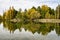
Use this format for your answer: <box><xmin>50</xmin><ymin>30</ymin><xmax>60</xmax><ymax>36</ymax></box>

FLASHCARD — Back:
<box><xmin>26</xmin><ymin>8</ymin><xmax>41</xmax><ymax>20</ymax></box>
<box><xmin>41</xmin><ymin>5</ymin><xmax>49</xmax><ymax>18</ymax></box>
<box><xmin>45</xmin><ymin>11</ymin><xmax>50</xmax><ymax>19</ymax></box>
<box><xmin>4</xmin><ymin>6</ymin><xmax>17</xmax><ymax>20</ymax></box>
<box><xmin>41</xmin><ymin>5</ymin><xmax>49</xmax><ymax>12</ymax></box>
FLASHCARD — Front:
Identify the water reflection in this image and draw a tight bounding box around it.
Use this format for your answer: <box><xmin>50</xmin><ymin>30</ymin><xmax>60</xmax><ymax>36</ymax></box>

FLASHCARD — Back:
<box><xmin>2</xmin><ymin>21</ymin><xmax>60</xmax><ymax>36</ymax></box>
<box><xmin>0</xmin><ymin>20</ymin><xmax>2</xmax><ymax>24</ymax></box>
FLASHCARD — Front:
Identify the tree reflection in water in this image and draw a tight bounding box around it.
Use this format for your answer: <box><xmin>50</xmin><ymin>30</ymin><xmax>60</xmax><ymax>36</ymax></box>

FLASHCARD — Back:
<box><xmin>2</xmin><ymin>21</ymin><xmax>60</xmax><ymax>36</ymax></box>
<box><xmin>0</xmin><ymin>20</ymin><xmax>2</xmax><ymax>24</ymax></box>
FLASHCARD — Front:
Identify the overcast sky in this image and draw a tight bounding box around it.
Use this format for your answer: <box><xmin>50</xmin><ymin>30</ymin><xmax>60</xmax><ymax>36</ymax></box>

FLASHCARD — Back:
<box><xmin>0</xmin><ymin>0</ymin><xmax>60</xmax><ymax>15</ymax></box>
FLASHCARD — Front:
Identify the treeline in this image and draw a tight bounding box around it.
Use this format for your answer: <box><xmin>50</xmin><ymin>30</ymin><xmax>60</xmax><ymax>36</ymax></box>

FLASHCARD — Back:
<box><xmin>0</xmin><ymin>5</ymin><xmax>60</xmax><ymax>21</ymax></box>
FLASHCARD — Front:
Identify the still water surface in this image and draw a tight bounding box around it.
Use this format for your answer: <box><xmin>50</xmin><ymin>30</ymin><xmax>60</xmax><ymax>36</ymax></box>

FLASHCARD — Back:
<box><xmin>0</xmin><ymin>21</ymin><xmax>60</xmax><ymax>40</ymax></box>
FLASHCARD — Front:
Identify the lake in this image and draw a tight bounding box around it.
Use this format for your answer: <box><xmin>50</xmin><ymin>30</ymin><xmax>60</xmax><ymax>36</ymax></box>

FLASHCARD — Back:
<box><xmin>0</xmin><ymin>21</ymin><xmax>60</xmax><ymax>40</ymax></box>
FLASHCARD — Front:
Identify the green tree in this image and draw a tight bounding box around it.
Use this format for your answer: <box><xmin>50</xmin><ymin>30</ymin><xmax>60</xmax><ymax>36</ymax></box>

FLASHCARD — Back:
<box><xmin>31</xmin><ymin>6</ymin><xmax>37</xmax><ymax>10</ymax></box>
<box><xmin>16</xmin><ymin>8</ymin><xmax>22</xmax><ymax>19</ymax></box>
<box><xmin>56</xmin><ymin>4</ymin><xmax>60</xmax><ymax>19</ymax></box>
<box><xmin>37</xmin><ymin>6</ymin><xmax>41</xmax><ymax>13</ymax></box>
<box><xmin>49</xmin><ymin>7</ymin><xmax>55</xmax><ymax>19</ymax></box>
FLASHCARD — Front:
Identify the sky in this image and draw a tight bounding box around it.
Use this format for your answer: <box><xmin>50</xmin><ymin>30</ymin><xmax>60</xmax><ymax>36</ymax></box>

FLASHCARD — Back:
<box><xmin>0</xmin><ymin>0</ymin><xmax>60</xmax><ymax>15</ymax></box>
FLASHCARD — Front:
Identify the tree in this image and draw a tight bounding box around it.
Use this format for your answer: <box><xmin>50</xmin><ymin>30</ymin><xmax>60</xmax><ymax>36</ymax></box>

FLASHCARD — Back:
<box><xmin>3</xmin><ymin>12</ymin><xmax>6</xmax><ymax>20</ymax></box>
<box><xmin>41</xmin><ymin>5</ymin><xmax>49</xmax><ymax>18</ymax></box>
<box><xmin>37</xmin><ymin>6</ymin><xmax>41</xmax><ymax>13</ymax></box>
<box><xmin>45</xmin><ymin>11</ymin><xmax>50</xmax><ymax>19</ymax></box>
<box><xmin>26</xmin><ymin>8</ymin><xmax>41</xmax><ymax>20</ymax></box>
<box><xmin>56</xmin><ymin>4</ymin><xmax>60</xmax><ymax>19</ymax></box>
<box><xmin>49</xmin><ymin>7</ymin><xmax>54</xmax><ymax>15</ymax></box>
<box><xmin>48</xmin><ymin>7</ymin><xmax>55</xmax><ymax>19</ymax></box>
<box><xmin>16</xmin><ymin>8</ymin><xmax>22</xmax><ymax>19</ymax></box>
<box><xmin>3</xmin><ymin>6</ymin><xmax>17</xmax><ymax>20</ymax></box>
<box><xmin>31</xmin><ymin>6</ymin><xmax>36</xmax><ymax>10</ymax></box>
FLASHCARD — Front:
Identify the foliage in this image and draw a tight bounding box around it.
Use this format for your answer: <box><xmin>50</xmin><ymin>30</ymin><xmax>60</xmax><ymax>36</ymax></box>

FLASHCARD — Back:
<box><xmin>16</xmin><ymin>8</ymin><xmax>22</xmax><ymax>19</ymax></box>
<box><xmin>3</xmin><ymin>6</ymin><xmax>17</xmax><ymax>20</ymax></box>
<box><xmin>26</xmin><ymin>8</ymin><xmax>41</xmax><ymax>20</ymax></box>
<box><xmin>56</xmin><ymin>5</ymin><xmax>60</xmax><ymax>19</ymax></box>
<box><xmin>41</xmin><ymin>5</ymin><xmax>49</xmax><ymax>18</ymax></box>
<box><xmin>2</xmin><ymin>5</ymin><xmax>60</xmax><ymax>20</ymax></box>
<box><xmin>45</xmin><ymin>11</ymin><xmax>50</xmax><ymax>19</ymax></box>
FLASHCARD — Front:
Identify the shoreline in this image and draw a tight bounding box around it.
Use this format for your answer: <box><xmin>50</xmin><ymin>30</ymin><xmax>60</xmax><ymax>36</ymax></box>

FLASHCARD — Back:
<box><xmin>10</xmin><ymin>19</ymin><xmax>60</xmax><ymax>23</ymax></box>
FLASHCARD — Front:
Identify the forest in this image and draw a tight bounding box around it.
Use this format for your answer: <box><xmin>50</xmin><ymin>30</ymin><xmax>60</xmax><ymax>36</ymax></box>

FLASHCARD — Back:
<box><xmin>0</xmin><ymin>5</ymin><xmax>60</xmax><ymax>22</ymax></box>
